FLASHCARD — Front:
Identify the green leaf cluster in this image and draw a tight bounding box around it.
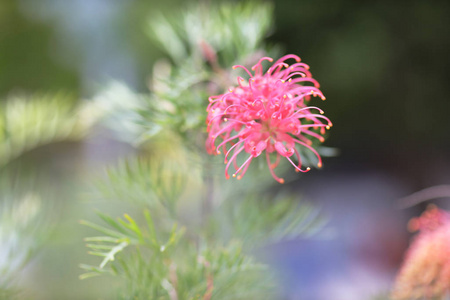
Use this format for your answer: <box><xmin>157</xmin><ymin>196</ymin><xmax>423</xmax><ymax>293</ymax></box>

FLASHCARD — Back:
<box><xmin>0</xmin><ymin>92</ymin><xmax>94</xmax><ymax>166</ymax></box>
<box><xmin>217</xmin><ymin>193</ymin><xmax>327</xmax><ymax>247</ymax></box>
<box><xmin>138</xmin><ymin>1</ymin><xmax>276</xmax><ymax>145</ymax></box>
<box><xmin>81</xmin><ymin>212</ymin><xmax>277</xmax><ymax>300</ymax></box>
<box><xmin>0</xmin><ymin>176</ymin><xmax>53</xmax><ymax>299</ymax></box>
<box><xmin>147</xmin><ymin>2</ymin><xmax>273</xmax><ymax>66</ymax></box>
<box><xmin>0</xmin><ymin>92</ymin><xmax>96</xmax><ymax>297</ymax></box>
<box><xmin>89</xmin><ymin>81</ymin><xmax>150</xmax><ymax>145</ymax></box>
<box><xmin>81</xmin><ymin>150</ymin><xmax>328</xmax><ymax>299</ymax></box>
<box><xmin>96</xmin><ymin>156</ymin><xmax>187</xmax><ymax>213</ymax></box>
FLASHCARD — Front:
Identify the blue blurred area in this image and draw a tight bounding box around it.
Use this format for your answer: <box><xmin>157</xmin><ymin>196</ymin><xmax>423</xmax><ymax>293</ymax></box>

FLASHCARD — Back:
<box><xmin>270</xmin><ymin>166</ymin><xmax>413</xmax><ymax>299</ymax></box>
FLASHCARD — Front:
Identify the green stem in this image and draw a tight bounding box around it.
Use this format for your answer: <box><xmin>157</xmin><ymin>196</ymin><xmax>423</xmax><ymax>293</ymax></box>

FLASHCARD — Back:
<box><xmin>202</xmin><ymin>158</ymin><xmax>214</xmax><ymax>227</ymax></box>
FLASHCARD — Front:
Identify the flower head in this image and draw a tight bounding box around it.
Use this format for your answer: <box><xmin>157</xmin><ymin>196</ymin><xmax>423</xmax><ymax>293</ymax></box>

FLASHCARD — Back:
<box><xmin>206</xmin><ymin>54</ymin><xmax>332</xmax><ymax>183</ymax></box>
<box><xmin>392</xmin><ymin>205</ymin><xmax>450</xmax><ymax>300</ymax></box>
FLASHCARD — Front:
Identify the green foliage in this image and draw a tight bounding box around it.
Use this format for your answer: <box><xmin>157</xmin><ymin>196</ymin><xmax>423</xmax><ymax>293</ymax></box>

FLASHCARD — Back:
<box><xmin>179</xmin><ymin>242</ymin><xmax>276</xmax><ymax>300</ymax></box>
<box><xmin>0</xmin><ymin>1</ymin><xmax>79</xmax><ymax>96</ymax></box>
<box><xmin>0</xmin><ymin>288</ymin><xmax>17</xmax><ymax>300</ymax></box>
<box><xmin>80</xmin><ymin>210</ymin><xmax>183</xmax><ymax>277</ymax></box>
<box><xmin>96</xmin><ymin>156</ymin><xmax>187</xmax><ymax>213</ymax></box>
<box><xmin>81</xmin><ymin>211</ymin><xmax>276</xmax><ymax>300</ymax></box>
<box><xmin>90</xmin><ymin>81</ymin><xmax>150</xmax><ymax>145</ymax></box>
<box><xmin>146</xmin><ymin>2</ymin><xmax>274</xmax><ymax>67</ymax></box>
<box><xmin>0</xmin><ymin>92</ymin><xmax>94</xmax><ymax>166</ymax></box>
<box><xmin>138</xmin><ymin>1</ymin><xmax>277</xmax><ymax>144</ymax></box>
<box><xmin>81</xmin><ymin>211</ymin><xmax>184</xmax><ymax>299</ymax></box>
<box><xmin>217</xmin><ymin>193</ymin><xmax>327</xmax><ymax>247</ymax></box>
<box><xmin>142</xmin><ymin>60</ymin><xmax>209</xmax><ymax>142</ymax></box>
<box><xmin>0</xmin><ymin>177</ymin><xmax>50</xmax><ymax>299</ymax></box>
<box><xmin>81</xmin><ymin>152</ymin><xmax>327</xmax><ymax>299</ymax></box>
<box><xmin>0</xmin><ymin>91</ymin><xmax>95</xmax><ymax>297</ymax></box>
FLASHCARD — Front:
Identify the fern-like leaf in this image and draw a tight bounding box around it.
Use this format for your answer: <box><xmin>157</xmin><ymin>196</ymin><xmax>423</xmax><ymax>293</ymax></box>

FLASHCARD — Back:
<box><xmin>0</xmin><ymin>92</ymin><xmax>94</xmax><ymax>166</ymax></box>
<box><xmin>217</xmin><ymin>193</ymin><xmax>327</xmax><ymax>247</ymax></box>
<box><xmin>95</xmin><ymin>156</ymin><xmax>187</xmax><ymax>214</ymax></box>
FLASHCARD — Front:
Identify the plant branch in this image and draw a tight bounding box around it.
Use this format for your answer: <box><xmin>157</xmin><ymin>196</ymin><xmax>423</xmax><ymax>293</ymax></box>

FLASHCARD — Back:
<box><xmin>397</xmin><ymin>185</ymin><xmax>450</xmax><ymax>208</ymax></box>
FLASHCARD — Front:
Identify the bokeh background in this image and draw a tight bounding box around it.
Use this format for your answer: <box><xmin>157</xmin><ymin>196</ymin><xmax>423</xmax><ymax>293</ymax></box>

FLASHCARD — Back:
<box><xmin>1</xmin><ymin>0</ymin><xmax>450</xmax><ymax>299</ymax></box>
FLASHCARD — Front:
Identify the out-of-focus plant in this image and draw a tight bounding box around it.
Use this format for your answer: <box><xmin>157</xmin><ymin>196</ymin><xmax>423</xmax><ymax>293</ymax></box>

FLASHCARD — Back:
<box><xmin>216</xmin><ymin>193</ymin><xmax>327</xmax><ymax>247</ymax></box>
<box><xmin>81</xmin><ymin>2</ymin><xmax>331</xmax><ymax>299</ymax></box>
<box><xmin>0</xmin><ymin>184</ymin><xmax>47</xmax><ymax>299</ymax></box>
<box><xmin>80</xmin><ymin>211</ymin><xmax>276</xmax><ymax>299</ymax></box>
<box><xmin>89</xmin><ymin>82</ymin><xmax>149</xmax><ymax>145</ymax></box>
<box><xmin>392</xmin><ymin>204</ymin><xmax>450</xmax><ymax>300</ymax></box>
<box><xmin>0</xmin><ymin>92</ymin><xmax>97</xmax><ymax>298</ymax></box>
<box><xmin>0</xmin><ymin>92</ymin><xmax>95</xmax><ymax>166</ymax></box>
<box><xmin>95</xmin><ymin>155</ymin><xmax>188</xmax><ymax>214</ymax></box>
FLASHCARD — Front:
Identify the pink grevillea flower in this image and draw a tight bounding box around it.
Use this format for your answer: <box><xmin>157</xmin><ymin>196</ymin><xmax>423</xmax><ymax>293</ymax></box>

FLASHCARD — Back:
<box><xmin>392</xmin><ymin>205</ymin><xmax>450</xmax><ymax>300</ymax></box>
<box><xmin>206</xmin><ymin>54</ymin><xmax>332</xmax><ymax>183</ymax></box>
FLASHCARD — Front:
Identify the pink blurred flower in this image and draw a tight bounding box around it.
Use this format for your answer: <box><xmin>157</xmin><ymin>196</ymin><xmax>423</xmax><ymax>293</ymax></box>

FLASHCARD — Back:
<box><xmin>206</xmin><ymin>54</ymin><xmax>332</xmax><ymax>183</ymax></box>
<box><xmin>392</xmin><ymin>205</ymin><xmax>450</xmax><ymax>300</ymax></box>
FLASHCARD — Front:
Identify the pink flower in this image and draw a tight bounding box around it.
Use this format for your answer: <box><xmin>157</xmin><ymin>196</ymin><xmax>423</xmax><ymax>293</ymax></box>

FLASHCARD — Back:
<box><xmin>206</xmin><ymin>54</ymin><xmax>332</xmax><ymax>183</ymax></box>
<box><xmin>392</xmin><ymin>205</ymin><xmax>450</xmax><ymax>300</ymax></box>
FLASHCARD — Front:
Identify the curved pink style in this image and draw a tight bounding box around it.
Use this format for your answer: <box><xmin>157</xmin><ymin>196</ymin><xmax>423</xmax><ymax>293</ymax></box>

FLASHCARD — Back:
<box><xmin>206</xmin><ymin>54</ymin><xmax>332</xmax><ymax>183</ymax></box>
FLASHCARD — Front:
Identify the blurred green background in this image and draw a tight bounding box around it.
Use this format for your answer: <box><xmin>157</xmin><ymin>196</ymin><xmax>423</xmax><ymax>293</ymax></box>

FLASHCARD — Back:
<box><xmin>1</xmin><ymin>0</ymin><xmax>450</xmax><ymax>299</ymax></box>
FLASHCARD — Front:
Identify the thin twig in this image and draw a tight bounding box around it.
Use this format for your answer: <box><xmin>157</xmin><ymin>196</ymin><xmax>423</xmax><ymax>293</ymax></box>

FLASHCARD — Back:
<box><xmin>201</xmin><ymin>259</ymin><xmax>213</xmax><ymax>300</ymax></box>
<box><xmin>168</xmin><ymin>263</ymin><xmax>178</xmax><ymax>300</ymax></box>
<box><xmin>397</xmin><ymin>185</ymin><xmax>450</xmax><ymax>209</ymax></box>
<box><xmin>202</xmin><ymin>159</ymin><xmax>214</xmax><ymax>225</ymax></box>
